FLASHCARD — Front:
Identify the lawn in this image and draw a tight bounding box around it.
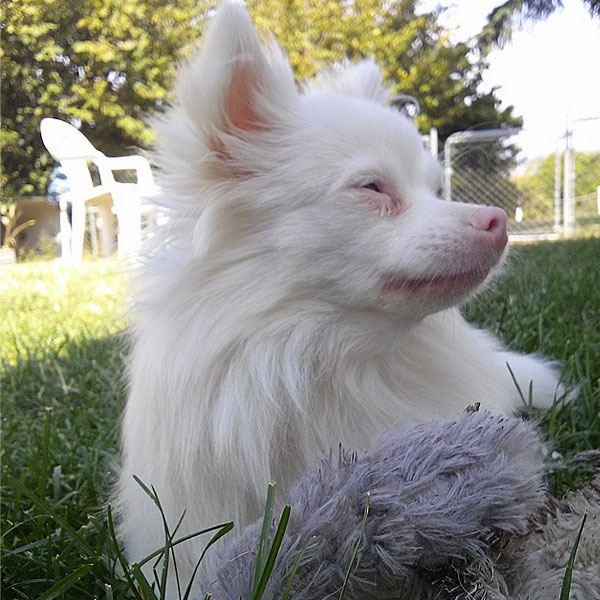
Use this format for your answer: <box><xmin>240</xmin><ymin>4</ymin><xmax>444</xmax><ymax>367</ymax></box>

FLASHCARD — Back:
<box><xmin>1</xmin><ymin>238</ymin><xmax>599</xmax><ymax>599</ymax></box>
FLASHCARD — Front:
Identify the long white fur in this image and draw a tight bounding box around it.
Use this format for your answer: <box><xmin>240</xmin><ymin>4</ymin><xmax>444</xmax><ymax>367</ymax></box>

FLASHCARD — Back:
<box><xmin>118</xmin><ymin>2</ymin><xmax>562</xmax><ymax>594</ymax></box>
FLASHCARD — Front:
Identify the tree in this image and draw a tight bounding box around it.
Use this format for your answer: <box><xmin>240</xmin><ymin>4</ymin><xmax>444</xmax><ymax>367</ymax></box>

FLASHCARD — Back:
<box><xmin>478</xmin><ymin>0</ymin><xmax>600</xmax><ymax>50</ymax></box>
<box><xmin>247</xmin><ymin>0</ymin><xmax>520</xmax><ymax>145</ymax></box>
<box><xmin>513</xmin><ymin>152</ymin><xmax>600</xmax><ymax>220</ymax></box>
<box><xmin>2</xmin><ymin>0</ymin><xmax>520</xmax><ymax>197</ymax></box>
<box><xmin>512</xmin><ymin>154</ymin><xmax>558</xmax><ymax>219</ymax></box>
<box><xmin>1</xmin><ymin>0</ymin><xmax>208</xmax><ymax>197</ymax></box>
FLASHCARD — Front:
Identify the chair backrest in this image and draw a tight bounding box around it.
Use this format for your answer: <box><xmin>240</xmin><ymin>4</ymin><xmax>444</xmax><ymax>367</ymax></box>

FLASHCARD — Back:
<box><xmin>40</xmin><ymin>118</ymin><xmax>103</xmax><ymax>161</ymax></box>
<box><xmin>40</xmin><ymin>118</ymin><xmax>105</xmax><ymax>194</ymax></box>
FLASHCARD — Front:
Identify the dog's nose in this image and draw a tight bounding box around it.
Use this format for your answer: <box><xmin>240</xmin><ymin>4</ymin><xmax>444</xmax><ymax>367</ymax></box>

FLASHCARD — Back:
<box><xmin>469</xmin><ymin>206</ymin><xmax>508</xmax><ymax>251</ymax></box>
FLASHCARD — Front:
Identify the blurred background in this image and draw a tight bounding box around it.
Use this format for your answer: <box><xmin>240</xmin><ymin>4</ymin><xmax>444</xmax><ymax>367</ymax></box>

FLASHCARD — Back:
<box><xmin>1</xmin><ymin>0</ymin><xmax>599</xmax><ymax>260</ymax></box>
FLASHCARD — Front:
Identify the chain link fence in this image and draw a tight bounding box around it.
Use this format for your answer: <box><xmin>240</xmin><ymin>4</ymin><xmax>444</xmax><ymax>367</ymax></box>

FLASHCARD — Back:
<box><xmin>438</xmin><ymin>123</ymin><xmax>600</xmax><ymax>237</ymax></box>
<box><xmin>568</xmin><ymin>120</ymin><xmax>600</xmax><ymax>232</ymax></box>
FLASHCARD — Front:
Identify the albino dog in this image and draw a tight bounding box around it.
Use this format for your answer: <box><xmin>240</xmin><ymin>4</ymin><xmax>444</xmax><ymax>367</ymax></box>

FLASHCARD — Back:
<box><xmin>118</xmin><ymin>2</ymin><xmax>562</xmax><ymax>594</ymax></box>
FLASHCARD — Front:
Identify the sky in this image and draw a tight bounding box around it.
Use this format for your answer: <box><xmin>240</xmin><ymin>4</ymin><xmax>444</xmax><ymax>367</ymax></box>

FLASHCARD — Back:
<box><xmin>429</xmin><ymin>0</ymin><xmax>600</xmax><ymax>161</ymax></box>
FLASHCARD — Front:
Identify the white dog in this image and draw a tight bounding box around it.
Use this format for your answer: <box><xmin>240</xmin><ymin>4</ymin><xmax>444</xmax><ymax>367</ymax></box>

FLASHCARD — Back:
<box><xmin>118</xmin><ymin>2</ymin><xmax>562</xmax><ymax>594</ymax></box>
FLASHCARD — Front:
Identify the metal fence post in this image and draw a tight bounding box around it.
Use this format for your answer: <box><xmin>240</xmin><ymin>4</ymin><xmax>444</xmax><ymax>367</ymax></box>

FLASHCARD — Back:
<box><xmin>554</xmin><ymin>150</ymin><xmax>562</xmax><ymax>232</ymax></box>
<box><xmin>563</xmin><ymin>127</ymin><xmax>575</xmax><ymax>235</ymax></box>
<box><xmin>429</xmin><ymin>128</ymin><xmax>438</xmax><ymax>160</ymax></box>
<box><xmin>444</xmin><ymin>136</ymin><xmax>453</xmax><ymax>202</ymax></box>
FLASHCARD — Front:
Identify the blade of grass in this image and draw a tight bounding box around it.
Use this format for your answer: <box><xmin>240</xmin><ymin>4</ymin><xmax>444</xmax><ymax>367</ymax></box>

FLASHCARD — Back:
<box><xmin>528</xmin><ymin>379</ymin><xmax>534</xmax><ymax>408</ymax></box>
<box><xmin>132</xmin><ymin>475</ymin><xmax>235</xmax><ymax>599</ymax></box>
<box><xmin>251</xmin><ymin>504</ymin><xmax>291</xmax><ymax>600</ymax></box>
<box><xmin>338</xmin><ymin>491</ymin><xmax>371</xmax><ymax>600</ymax></box>
<box><xmin>107</xmin><ymin>504</ymin><xmax>145</xmax><ymax>600</ymax></box>
<box><xmin>131</xmin><ymin>564</ymin><xmax>160</xmax><ymax>600</ymax></box>
<box><xmin>559</xmin><ymin>513</ymin><xmax>587</xmax><ymax>600</ymax></box>
<box><xmin>135</xmin><ymin>524</ymin><xmax>236</xmax><ymax>570</ymax></box>
<box><xmin>281</xmin><ymin>535</ymin><xmax>313</xmax><ymax>600</ymax></box>
<box><xmin>132</xmin><ymin>476</ymin><xmax>187</xmax><ymax>597</ymax></box>
<box><xmin>547</xmin><ymin>397</ymin><xmax>559</xmax><ymax>439</ymax></box>
<box><xmin>38</xmin><ymin>564</ymin><xmax>92</xmax><ymax>600</ymax></box>
<box><xmin>494</xmin><ymin>296</ymin><xmax>508</xmax><ymax>336</ymax></box>
<box><xmin>182</xmin><ymin>522</ymin><xmax>234</xmax><ymax>600</ymax></box>
<box><xmin>37</xmin><ymin>407</ymin><xmax>52</xmax><ymax>499</ymax></box>
<box><xmin>252</xmin><ymin>482</ymin><xmax>276</xmax><ymax>597</ymax></box>
<box><xmin>7</xmin><ymin>472</ymin><xmax>96</xmax><ymax>557</ymax></box>
<box><xmin>134</xmin><ymin>478</ymin><xmax>178</xmax><ymax>599</ymax></box>
<box><xmin>506</xmin><ymin>362</ymin><xmax>527</xmax><ymax>407</ymax></box>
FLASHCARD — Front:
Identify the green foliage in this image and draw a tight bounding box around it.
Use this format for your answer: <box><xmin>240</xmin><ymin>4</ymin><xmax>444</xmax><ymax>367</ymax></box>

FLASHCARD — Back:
<box><xmin>0</xmin><ymin>201</ymin><xmax>36</xmax><ymax>249</ymax></box>
<box><xmin>2</xmin><ymin>0</ymin><xmax>519</xmax><ymax>197</ymax></box>
<box><xmin>247</xmin><ymin>0</ymin><xmax>520</xmax><ymax>145</ymax></box>
<box><xmin>478</xmin><ymin>0</ymin><xmax>599</xmax><ymax>51</ymax></box>
<box><xmin>513</xmin><ymin>154</ymin><xmax>558</xmax><ymax>220</ymax></box>
<box><xmin>1</xmin><ymin>0</ymin><xmax>209</xmax><ymax>197</ymax></box>
<box><xmin>575</xmin><ymin>152</ymin><xmax>600</xmax><ymax>196</ymax></box>
<box><xmin>513</xmin><ymin>152</ymin><xmax>600</xmax><ymax>220</ymax></box>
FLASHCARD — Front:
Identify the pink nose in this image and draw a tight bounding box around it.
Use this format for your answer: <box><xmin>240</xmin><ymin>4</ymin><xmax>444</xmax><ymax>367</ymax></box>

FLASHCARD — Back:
<box><xmin>469</xmin><ymin>206</ymin><xmax>508</xmax><ymax>251</ymax></box>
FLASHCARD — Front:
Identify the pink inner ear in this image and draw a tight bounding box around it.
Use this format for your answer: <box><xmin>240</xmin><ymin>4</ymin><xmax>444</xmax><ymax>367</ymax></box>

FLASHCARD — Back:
<box><xmin>226</xmin><ymin>63</ymin><xmax>263</xmax><ymax>131</ymax></box>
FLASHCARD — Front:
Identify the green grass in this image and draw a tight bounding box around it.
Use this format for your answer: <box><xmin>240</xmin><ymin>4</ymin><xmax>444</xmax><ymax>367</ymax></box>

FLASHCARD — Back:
<box><xmin>2</xmin><ymin>238</ymin><xmax>599</xmax><ymax>599</ymax></box>
<box><xmin>463</xmin><ymin>238</ymin><xmax>600</xmax><ymax>492</ymax></box>
<box><xmin>1</xmin><ymin>260</ymin><xmax>131</xmax><ymax>598</ymax></box>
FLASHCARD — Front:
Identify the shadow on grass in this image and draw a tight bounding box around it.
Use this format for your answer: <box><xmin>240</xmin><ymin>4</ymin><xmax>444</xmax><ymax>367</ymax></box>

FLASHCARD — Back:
<box><xmin>2</xmin><ymin>332</ymin><xmax>130</xmax><ymax>599</ymax></box>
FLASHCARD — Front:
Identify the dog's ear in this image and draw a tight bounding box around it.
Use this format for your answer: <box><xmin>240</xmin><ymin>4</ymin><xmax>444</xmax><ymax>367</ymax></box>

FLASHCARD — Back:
<box><xmin>305</xmin><ymin>59</ymin><xmax>391</xmax><ymax>105</ymax></box>
<box><xmin>176</xmin><ymin>1</ymin><xmax>297</xmax><ymax>140</ymax></box>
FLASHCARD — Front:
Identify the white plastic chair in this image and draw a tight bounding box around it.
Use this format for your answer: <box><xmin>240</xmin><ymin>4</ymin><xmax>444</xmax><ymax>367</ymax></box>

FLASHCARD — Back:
<box><xmin>40</xmin><ymin>118</ymin><xmax>157</xmax><ymax>263</ymax></box>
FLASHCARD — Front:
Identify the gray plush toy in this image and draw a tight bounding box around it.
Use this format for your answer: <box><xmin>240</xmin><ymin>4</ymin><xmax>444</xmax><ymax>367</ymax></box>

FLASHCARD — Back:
<box><xmin>207</xmin><ymin>409</ymin><xmax>599</xmax><ymax>600</ymax></box>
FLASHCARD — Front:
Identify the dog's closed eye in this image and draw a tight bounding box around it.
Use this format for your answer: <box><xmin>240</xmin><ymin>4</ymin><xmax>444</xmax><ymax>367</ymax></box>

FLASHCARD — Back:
<box><xmin>356</xmin><ymin>180</ymin><xmax>402</xmax><ymax>217</ymax></box>
<box><xmin>362</xmin><ymin>181</ymin><xmax>382</xmax><ymax>193</ymax></box>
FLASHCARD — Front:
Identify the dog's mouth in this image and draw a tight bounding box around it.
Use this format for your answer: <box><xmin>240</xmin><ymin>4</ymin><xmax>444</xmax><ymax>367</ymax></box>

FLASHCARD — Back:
<box><xmin>382</xmin><ymin>268</ymin><xmax>491</xmax><ymax>297</ymax></box>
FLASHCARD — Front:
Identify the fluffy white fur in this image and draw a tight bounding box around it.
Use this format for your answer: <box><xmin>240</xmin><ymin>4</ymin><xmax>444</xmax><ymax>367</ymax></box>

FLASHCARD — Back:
<box><xmin>118</xmin><ymin>2</ymin><xmax>562</xmax><ymax>594</ymax></box>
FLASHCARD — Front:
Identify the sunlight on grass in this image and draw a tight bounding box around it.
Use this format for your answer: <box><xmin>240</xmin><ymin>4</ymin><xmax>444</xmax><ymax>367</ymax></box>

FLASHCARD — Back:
<box><xmin>0</xmin><ymin>259</ymin><xmax>131</xmax><ymax>365</ymax></box>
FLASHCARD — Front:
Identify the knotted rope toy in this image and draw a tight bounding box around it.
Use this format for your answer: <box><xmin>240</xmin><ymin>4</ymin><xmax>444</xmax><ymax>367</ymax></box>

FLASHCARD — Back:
<box><xmin>207</xmin><ymin>409</ymin><xmax>599</xmax><ymax>599</ymax></box>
